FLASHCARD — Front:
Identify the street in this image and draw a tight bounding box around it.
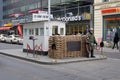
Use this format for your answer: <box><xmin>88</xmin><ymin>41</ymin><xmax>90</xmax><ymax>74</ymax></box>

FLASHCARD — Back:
<box><xmin>0</xmin><ymin>53</ymin><xmax>120</xmax><ymax>80</ymax></box>
<box><xmin>0</xmin><ymin>43</ymin><xmax>120</xmax><ymax>80</ymax></box>
<box><xmin>0</xmin><ymin>42</ymin><xmax>22</xmax><ymax>50</ymax></box>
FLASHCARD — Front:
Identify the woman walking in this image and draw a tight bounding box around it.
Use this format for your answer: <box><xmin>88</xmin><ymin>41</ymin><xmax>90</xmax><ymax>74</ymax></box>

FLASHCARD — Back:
<box><xmin>112</xmin><ymin>31</ymin><xmax>119</xmax><ymax>49</ymax></box>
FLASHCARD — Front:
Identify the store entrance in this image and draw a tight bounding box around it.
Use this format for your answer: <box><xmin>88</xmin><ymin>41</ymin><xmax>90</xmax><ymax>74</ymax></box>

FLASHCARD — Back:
<box><xmin>66</xmin><ymin>21</ymin><xmax>90</xmax><ymax>35</ymax></box>
<box><xmin>103</xmin><ymin>14</ymin><xmax>120</xmax><ymax>42</ymax></box>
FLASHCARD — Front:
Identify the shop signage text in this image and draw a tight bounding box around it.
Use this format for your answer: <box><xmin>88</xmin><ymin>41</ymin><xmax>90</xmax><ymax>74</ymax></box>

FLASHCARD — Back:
<box><xmin>57</xmin><ymin>16</ymin><xmax>81</xmax><ymax>21</ymax></box>
<box><xmin>57</xmin><ymin>13</ymin><xmax>91</xmax><ymax>21</ymax></box>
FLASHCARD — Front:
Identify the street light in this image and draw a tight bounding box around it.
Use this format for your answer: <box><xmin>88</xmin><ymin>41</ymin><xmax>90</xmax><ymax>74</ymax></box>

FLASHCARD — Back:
<box><xmin>48</xmin><ymin>0</ymin><xmax>51</xmax><ymax>21</ymax></box>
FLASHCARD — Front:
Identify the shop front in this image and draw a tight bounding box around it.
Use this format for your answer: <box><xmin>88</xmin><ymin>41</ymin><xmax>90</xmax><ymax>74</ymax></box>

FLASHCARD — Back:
<box><xmin>94</xmin><ymin>1</ymin><xmax>120</xmax><ymax>45</ymax></box>
<box><xmin>102</xmin><ymin>8</ymin><xmax>120</xmax><ymax>42</ymax></box>
<box><xmin>57</xmin><ymin>12</ymin><xmax>92</xmax><ymax>35</ymax></box>
<box><xmin>103</xmin><ymin>14</ymin><xmax>120</xmax><ymax>42</ymax></box>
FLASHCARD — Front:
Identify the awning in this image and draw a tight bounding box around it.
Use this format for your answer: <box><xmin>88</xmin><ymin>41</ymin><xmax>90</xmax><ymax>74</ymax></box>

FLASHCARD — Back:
<box><xmin>28</xmin><ymin>9</ymin><xmax>40</xmax><ymax>13</ymax></box>
<box><xmin>9</xmin><ymin>13</ymin><xmax>24</xmax><ymax>17</ymax></box>
<box><xmin>0</xmin><ymin>27</ymin><xmax>11</xmax><ymax>30</ymax></box>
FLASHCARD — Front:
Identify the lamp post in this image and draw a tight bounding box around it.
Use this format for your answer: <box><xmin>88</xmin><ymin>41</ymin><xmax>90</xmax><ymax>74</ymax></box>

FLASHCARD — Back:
<box><xmin>48</xmin><ymin>0</ymin><xmax>51</xmax><ymax>21</ymax></box>
<box><xmin>48</xmin><ymin>0</ymin><xmax>51</xmax><ymax>36</ymax></box>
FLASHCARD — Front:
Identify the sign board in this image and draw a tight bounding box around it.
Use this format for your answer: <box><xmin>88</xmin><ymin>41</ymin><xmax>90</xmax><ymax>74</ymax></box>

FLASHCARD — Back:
<box><xmin>101</xmin><ymin>8</ymin><xmax>120</xmax><ymax>14</ymax></box>
<box><xmin>57</xmin><ymin>16</ymin><xmax>82</xmax><ymax>21</ymax></box>
<box><xmin>57</xmin><ymin>13</ymin><xmax>91</xmax><ymax>21</ymax></box>
<box><xmin>67</xmin><ymin>41</ymin><xmax>81</xmax><ymax>52</ymax></box>
<box><xmin>32</xmin><ymin>13</ymin><xmax>53</xmax><ymax>21</ymax></box>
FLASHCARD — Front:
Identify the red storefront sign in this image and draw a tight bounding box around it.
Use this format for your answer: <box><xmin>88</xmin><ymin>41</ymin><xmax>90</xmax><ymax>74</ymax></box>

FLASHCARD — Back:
<box><xmin>101</xmin><ymin>8</ymin><xmax>120</xmax><ymax>14</ymax></box>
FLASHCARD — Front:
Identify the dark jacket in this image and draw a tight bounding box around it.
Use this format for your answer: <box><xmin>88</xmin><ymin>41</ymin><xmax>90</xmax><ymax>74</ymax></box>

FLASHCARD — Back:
<box><xmin>113</xmin><ymin>32</ymin><xmax>119</xmax><ymax>43</ymax></box>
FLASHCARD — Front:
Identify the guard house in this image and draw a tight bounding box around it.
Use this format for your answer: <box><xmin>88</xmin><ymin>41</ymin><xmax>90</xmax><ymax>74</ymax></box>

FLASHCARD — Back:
<box><xmin>23</xmin><ymin>20</ymin><xmax>66</xmax><ymax>55</ymax></box>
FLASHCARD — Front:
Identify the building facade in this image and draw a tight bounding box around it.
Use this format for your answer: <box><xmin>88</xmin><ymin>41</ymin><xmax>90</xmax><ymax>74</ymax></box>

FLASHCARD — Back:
<box><xmin>2</xmin><ymin>0</ymin><xmax>93</xmax><ymax>35</ymax></box>
<box><xmin>94</xmin><ymin>0</ymin><xmax>120</xmax><ymax>42</ymax></box>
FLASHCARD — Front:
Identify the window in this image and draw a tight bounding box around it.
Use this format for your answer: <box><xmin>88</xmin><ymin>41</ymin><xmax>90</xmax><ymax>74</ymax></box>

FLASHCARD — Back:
<box><xmin>31</xmin><ymin>29</ymin><xmax>34</xmax><ymax>35</ymax></box>
<box><xmin>35</xmin><ymin>28</ymin><xmax>39</xmax><ymax>35</ymax></box>
<box><xmin>60</xmin><ymin>28</ymin><xmax>64</xmax><ymax>35</ymax></box>
<box><xmin>52</xmin><ymin>26</ymin><xmax>58</xmax><ymax>35</ymax></box>
<box><xmin>40</xmin><ymin>28</ymin><xmax>44</xmax><ymax>36</ymax></box>
<box><xmin>46</xmin><ymin>27</ymin><xmax>49</xmax><ymax>36</ymax></box>
<box><xmin>29</xmin><ymin>29</ymin><xmax>34</xmax><ymax>35</ymax></box>
<box><xmin>29</xmin><ymin>29</ymin><xmax>32</xmax><ymax>35</ymax></box>
<box><xmin>24</xmin><ymin>29</ymin><xmax>27</xmax><ymax>35</ymax></box>
<box><xmin>28</xmin><ymin>3</ymin><xmax>36</xmax><ymax>10</ymax></box>
<box><xmin>20</xmin><ymin>6</ymin><xmax>26</xmax><ymax>11</ymax></box>
<box><xmin>103</xmin><ymin>0</ymin><xmax>109</xmax><ymax>2</ymax></box>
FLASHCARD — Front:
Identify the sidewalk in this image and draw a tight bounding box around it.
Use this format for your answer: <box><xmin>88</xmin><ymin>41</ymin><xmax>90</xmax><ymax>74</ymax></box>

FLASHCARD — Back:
<box><xmin>95</xmin><ymin>47</ymin><xmax>120</xmax><ymax>54</ymax></box>
<box><xmin>0</xmin><ymin>49</ymin><xmax>107</xmax><ymax>65</ymax></box>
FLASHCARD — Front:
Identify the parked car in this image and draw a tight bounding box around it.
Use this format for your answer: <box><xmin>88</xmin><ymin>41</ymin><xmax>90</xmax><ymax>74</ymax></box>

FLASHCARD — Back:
<box><xmin>0</xmin><ymin>34</ymin><xmax>8</xmax><ymax>42</ymax></box>
<box><xmin>5</xmin><ymin>35</ymin><xmax>22</xmax><ymax>44</ymax></box>
<box><xmin>16</xmin><ymin>36</ymin><xmax>23</xmax><ymax>44</ymax></box>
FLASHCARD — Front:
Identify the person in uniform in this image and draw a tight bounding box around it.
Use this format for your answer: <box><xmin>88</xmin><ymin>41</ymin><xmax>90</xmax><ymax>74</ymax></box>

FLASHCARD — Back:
<box><xmin>88</xmin><ymin>28</ymin><xmax>97</xmax><ymax>58</ymax></box>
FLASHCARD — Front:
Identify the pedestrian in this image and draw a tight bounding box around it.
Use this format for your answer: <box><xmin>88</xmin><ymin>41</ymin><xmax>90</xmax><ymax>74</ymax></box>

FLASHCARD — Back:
<box><xmin>87</xmin><ymin>28</ymin><xmax>97</xmax><ymax>58</ymax></box>
<box><xmin>112</xmin><ymin>31</ymin><xmax>119</xmax><ymax>49</ymax></box>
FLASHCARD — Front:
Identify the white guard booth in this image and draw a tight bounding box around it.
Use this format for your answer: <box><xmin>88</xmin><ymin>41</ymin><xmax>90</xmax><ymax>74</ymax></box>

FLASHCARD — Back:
<box><xmin>23</xmin><ymin>20</ymin><xmax>66</xmax><ymax>55</ymax></box>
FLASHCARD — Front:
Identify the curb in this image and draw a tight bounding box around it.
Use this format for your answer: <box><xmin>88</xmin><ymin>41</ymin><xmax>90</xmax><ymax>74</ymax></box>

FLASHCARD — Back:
<box><xmin>0</xmin><ymin>52</ymin><xmax>54</xmax><ymax>65</ymax></box>
<box><xmin>0</xmin><ymin>52</ymin><xmax>107</xmax><ymax>65</ymax></box>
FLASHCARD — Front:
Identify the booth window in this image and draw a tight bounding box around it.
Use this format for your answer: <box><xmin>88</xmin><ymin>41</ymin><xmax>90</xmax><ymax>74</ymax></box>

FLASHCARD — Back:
<box><xmin>40</xmin><ymin>28</ymin><xmax>44</xmax><ymax>36</ymax></box>
<box><xmin>23</xmin><ymin>29</ymin><xmax>27</xmax><ymax>35</ymax></box>
<box><xmin>35</xmin><ymin>28</ymin><xmax>39</xmax><ymax>35</ymax></box>
<box><xmin>46</xmin><ymin>27</ymin><xmax>49</xmax><ymax>36</ymax></box>
<box><xmin>29</xmin><ymin>29</ymin><xmax>34</xmax><ymax>35</ymax></box>
<box><xmin>60</xmin><ymin>28</ymin><xmax>64</xmax><ymax>35</ymax></box>
<box><xmin>52</xmin><ymin>26</ymin><xmax>58</xmax><ymax>35</ymax></box>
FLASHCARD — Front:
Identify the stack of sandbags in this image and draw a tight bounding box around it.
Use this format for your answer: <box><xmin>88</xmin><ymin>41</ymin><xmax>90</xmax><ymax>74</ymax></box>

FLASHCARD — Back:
<box><xmin>48</xmin><ymin>35</ymin><xmax>87</xmax><ymax>59</ymax></box>
<box><xmin>81</xmin><ymin>35</ymin><xmax>87</xmax><ymax>57</ymax></box>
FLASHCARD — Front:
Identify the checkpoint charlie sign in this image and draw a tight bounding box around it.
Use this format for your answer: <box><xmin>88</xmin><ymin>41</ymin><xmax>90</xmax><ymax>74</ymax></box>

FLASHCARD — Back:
<box><xmin>32</xmin><ymin>11</ymin><xmax>53</xmax><ymax>21</ymax></box>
